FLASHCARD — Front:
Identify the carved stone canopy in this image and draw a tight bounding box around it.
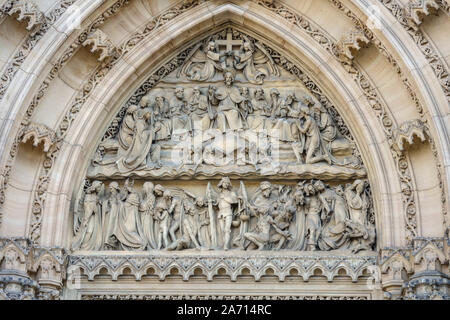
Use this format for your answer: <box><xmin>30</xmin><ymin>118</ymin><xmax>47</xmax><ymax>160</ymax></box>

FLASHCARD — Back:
<box><xmin>73</xmin><ymin>26</ymin><xmax>376</xmax><ymax>255</ymax></box>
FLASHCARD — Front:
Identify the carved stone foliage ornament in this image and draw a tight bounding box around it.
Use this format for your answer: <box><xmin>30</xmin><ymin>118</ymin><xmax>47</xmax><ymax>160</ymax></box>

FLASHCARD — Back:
<box><xmin>19</xmin><ymin>122</ymin><xmax>57</xmax><ymax>154</ymax></box>
<box><xmin>7</xmin><ymin>0</ymin><xmax>45</xmax><ymax>32</ymax></box>
<box><xmin>73</xmin><ymin>28</ymin><xmax>376</xmax><ymax>255</ymax></box>
<box><xmin>82</xmin><ymin>29</ymin><xmax>117</xmax><ymax>62</ymax></box>
<box><xmin>393</xmin><ymin>119</ymin><xmax>428</xmax><ymax>152</ymax></box>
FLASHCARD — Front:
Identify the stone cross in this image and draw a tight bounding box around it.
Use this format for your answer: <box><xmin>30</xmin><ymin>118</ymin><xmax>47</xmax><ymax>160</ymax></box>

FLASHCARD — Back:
<box><xmin>216</xmin><ymin>30</ymin><xmax>243</xmax><ymax>52</ymax></box>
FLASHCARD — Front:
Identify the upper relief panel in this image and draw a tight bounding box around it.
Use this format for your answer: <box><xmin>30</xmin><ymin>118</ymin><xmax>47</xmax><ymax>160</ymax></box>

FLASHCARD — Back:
<box><xmin>88</xmin><ymin>28</ymin><xmax>365</xmax><ymax>181</ymax></box>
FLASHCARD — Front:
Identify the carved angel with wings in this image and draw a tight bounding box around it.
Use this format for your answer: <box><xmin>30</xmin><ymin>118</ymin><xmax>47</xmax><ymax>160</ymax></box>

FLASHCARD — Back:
<box><xmin>233</xmin><ymin>37</ymin><xmax>279</xmax><ymax>84</ymax></box>
<box><xmin>178</xmin><ymin>40</ymin><xmax>225</xmax><ymax>81</ymax></box>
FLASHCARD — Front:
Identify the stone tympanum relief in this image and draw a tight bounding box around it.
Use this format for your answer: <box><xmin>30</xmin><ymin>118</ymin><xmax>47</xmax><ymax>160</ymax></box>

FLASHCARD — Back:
<box><xmin>73</xmin><ymin>28</ymin><xmax>375</xmax><ymax>254</ymax></box>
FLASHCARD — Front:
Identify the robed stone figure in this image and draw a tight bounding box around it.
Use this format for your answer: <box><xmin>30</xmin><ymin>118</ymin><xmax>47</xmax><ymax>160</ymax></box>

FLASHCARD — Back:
<box><xmin>211</xmin><ymin>71</ymin><xmax>246</xmax><ymax>132</ymax></box>
<box><xmin>115</xmin><ymin>180</ymin><xmax>145</xmax><ymax>250</ymax></box>
<box><xmin>117</xmin><ymin>110</ymin><xmax>160</xmax><ymax>173</ymax></box>
<box><xmin>72</xmin><ymin>181</ymin><xmax>104</xmax><ymax>251</ymax></box>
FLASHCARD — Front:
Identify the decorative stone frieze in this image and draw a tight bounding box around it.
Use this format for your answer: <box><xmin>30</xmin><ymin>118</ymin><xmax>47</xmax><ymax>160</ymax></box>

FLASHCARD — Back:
<box><xmin>380</xmin><ymin>0</ymin><xmax>449</xmax><ymax>98</ymax></box>
<box><xmin>7</xmin><ymin>0</ymin><xmax>45</xmax><ymax>32</ymax></box>
<box><xmin>336</xmin><ymin>29</ymin><xmax>370</xmax><ymax>61</ymax></box>
<box><xmin>68</xmin><ymin>252</ymin><xmax>377</xmax><ymax>282</ymax></box>
<box><xmin>19</xmin><ymin>122</ymin><xmax>57</xmax><ymax>154</ymax></box>
<box><xmin>393</xmin><ymin>119</ymin><xmax>428</xmax><ymax>152</ymax></box>
<box><xmin>82</xmin><ymin>29</ymin><xmax>117</xmax><ymax>62</ymax></box>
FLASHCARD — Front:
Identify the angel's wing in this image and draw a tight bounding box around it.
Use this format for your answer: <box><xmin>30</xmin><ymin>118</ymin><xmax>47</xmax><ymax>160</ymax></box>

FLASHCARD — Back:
<box><xmin>254</xmin><ymin>41</ymin><xmax>279</xmax><ymax>77</ymax></box>
<box><xmin>238</xmin><ymin>181</ymin><xmax>248</xmax><ymax>203</ymax></box>
<box><xmin>238</xmin><ymin>181</ymin><xmax>249</xmax><ymax>215</ymax></box>
<box><xmin>177</xmin><ymin>42</ymin><xmax>206</xmax><ymax>77</ymax></box>
<box><xmin>206</xmin><ymin>181</ymin><xmax>218</xmax><ymax>202</ymax></box>
<box><xmin>168</xmin><ymin>187</ymin><xmax>196</xmax><ymax>202</ymax></box>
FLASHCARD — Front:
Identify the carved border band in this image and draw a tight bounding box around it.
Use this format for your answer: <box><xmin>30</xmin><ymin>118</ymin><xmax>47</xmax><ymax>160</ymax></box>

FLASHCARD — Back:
<box><xmin>68</xmin><ymin>252</ymin><xmax>377</xmax><ymax>282</ymax></box>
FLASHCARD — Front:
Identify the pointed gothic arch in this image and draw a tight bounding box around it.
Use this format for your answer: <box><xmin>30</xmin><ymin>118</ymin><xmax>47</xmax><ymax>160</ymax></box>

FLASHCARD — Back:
<box><xmin>0</xmin><ymin>0</ymin><xmax>448</xmax><ymax>300</ymax></box>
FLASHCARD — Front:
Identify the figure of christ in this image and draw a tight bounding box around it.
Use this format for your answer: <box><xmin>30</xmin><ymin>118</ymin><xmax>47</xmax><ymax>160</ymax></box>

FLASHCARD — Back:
<box><xmin>215</xmin><ymin>177</ymin><xmax>239</xmax><ymax>250</ymax></box>
<box><xmin>211</xmin><ymin>71</ymin><xmax>246</xmax><ymax>132</ymax></box>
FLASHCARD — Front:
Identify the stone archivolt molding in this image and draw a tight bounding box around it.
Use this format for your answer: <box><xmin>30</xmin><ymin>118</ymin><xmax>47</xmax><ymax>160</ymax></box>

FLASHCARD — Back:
<box><xmin>0</xmin><ymin>0</ymin><xmax>132</xmax><ymax>239</ymax></box>
<box><xmin>0</xmin><ymin>0</ymin><xmax>77</xmax><ymax>101</ymax></box>
<box><xmin>68</xmin><ymin>252</ymin><xmax>377</xmax><ymax>282</ymax></box>
<box><xmin>379</xmin><ymin>0</ymin><xmax>449</xmax><ymax>99</ymax></box>
<box><xmin>0</xmin><ymin>0</ymin><xmax>77</xmax><ymax>222</ymax></box>
<box><xmin>328</xmin><ymin>0</ymin><xmax>448</xmax><ymax>248</ymax></box>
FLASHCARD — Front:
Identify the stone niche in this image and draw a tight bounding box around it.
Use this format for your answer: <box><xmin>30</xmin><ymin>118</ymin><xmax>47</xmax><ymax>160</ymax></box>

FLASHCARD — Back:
<box><xmin>71</xmin><ymin>27</ymin><xmax>376</xmax><ymax>266</ymax></box>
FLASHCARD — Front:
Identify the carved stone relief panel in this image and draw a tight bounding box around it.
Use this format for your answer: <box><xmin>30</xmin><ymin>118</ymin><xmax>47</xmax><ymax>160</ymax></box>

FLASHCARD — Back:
<box><xmin>73</xmin><ymin>27</ymin><xmax>376</xmax><ymax>254</ymax></box>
